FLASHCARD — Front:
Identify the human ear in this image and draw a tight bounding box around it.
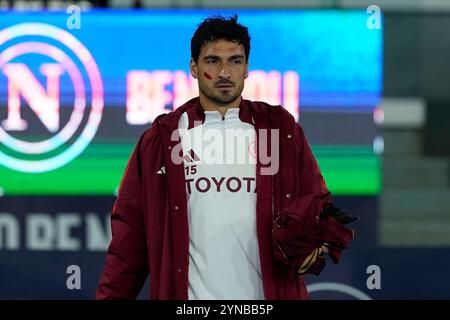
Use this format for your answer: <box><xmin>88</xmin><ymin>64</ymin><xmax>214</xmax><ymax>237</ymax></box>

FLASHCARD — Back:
<box><xmin>190</xmin><ymin>58</ymin><xmax>198</xmax><ymax>79</ymax></box>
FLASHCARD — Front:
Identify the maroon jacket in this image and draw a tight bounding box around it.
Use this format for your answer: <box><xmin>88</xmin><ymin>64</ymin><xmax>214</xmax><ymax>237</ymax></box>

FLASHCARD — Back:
<box><xmin>96</xmin><ymin>97</ymin><xmax>338</xmax><ymax>300</ymax></box>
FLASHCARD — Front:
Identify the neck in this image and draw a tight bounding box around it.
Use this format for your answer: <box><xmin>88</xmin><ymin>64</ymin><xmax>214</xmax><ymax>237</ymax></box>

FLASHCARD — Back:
<box><xmin>198</xmin><ymin>94</ymin><xmax>241</xmax><ymax>116</ymax></box>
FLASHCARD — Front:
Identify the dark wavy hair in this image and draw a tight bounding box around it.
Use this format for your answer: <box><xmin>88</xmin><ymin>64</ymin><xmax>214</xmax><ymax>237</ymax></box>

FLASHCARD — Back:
<box><xmin>191</xmin><ymin>14</ymin><xmax>251</xmax><ymax>63</ymax></box>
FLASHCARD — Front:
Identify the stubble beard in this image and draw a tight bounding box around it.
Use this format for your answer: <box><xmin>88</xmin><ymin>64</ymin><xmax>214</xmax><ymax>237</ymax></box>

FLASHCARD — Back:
<box><xmin>199</xmin><ymin>80</ymin><xmax>244</xmax><ymax>106</ymax></box>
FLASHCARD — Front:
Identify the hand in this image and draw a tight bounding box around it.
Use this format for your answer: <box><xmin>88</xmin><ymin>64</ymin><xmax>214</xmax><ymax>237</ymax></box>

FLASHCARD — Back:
<box><xmin>320</xmin><ymin>204</ymin><xmax>359</xmax><ymax>225</ymax></box>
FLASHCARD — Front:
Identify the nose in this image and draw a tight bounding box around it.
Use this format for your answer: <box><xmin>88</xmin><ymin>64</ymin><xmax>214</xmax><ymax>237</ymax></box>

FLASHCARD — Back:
<box><xmin>218</xmin><ymin>62</ymin><xmax>231</xmax><ymax>79</ymax></box>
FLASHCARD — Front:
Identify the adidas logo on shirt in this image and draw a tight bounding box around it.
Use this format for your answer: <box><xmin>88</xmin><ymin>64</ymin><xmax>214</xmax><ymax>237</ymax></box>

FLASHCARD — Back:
<box><xmin>157</xmin><ymin>166</ymin><xmax>166</xmax><ymax>175</ymax></box>
<box><xmin>183</xmin><ymin>149</ymin><xmax>201</xmax><ymax>164</ymax></box>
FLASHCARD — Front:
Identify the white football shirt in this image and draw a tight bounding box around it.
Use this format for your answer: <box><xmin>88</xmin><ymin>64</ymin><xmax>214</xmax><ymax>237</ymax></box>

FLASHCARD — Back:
<box><xmin>178</xmin><ymin>107</ymin><xmax>264</xmax><ymax>300</ymax></box>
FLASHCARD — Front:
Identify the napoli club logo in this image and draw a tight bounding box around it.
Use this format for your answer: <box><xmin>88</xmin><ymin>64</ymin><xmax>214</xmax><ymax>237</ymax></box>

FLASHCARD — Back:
<box><xmin>0</xmin><ymin>23</ymin><xmax>103</xmax><ymax>172</ymax></box>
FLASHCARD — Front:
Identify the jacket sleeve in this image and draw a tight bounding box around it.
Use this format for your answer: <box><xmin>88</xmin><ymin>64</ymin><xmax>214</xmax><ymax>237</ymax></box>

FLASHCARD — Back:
<box><xmin>278</xmin><ymin>123</ymin><xmax>354</xmax><ymax>275</ymax></box>
<box><xmin>294</xmin><ymin>123</ymin><xmax>331</xmax><ymax>203</ymax></box>
<box><xmin>96</xmin><ymin>131</ymin><xmax>151</xmax><ymax>299</ymax></box>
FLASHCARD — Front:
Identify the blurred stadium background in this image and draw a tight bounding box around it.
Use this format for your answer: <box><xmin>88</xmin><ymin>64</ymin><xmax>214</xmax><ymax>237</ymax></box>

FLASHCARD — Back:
<box><xmin>0</xmin><ymin>0</ymin><xmax>449</xmax><ymax>299</ymax></box>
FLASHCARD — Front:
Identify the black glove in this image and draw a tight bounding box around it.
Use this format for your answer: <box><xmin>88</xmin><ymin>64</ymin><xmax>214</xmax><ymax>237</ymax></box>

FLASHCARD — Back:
<box><xmin>319</xmin><ymin>204</ymin><xmax>359</xmax><ymax>225</ymax></box>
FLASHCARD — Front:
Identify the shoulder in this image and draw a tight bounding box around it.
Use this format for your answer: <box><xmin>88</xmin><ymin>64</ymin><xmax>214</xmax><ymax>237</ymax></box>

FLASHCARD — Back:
<box><xmin>243</xmin><ymin>99</ymin><xmax>296</xmax><ymax>126</ymax></box>
<box><xmin>244</xmin><ymin>99</ymin><xmax>307</xmax><ymax>145</ymax></box>
<box><xmin>138</xmin><ymin>98</ymin><xmax>198</xmax><ymax>150</ymax></box>
<box><xmin>139</xmin><ymin>121</ymin><xmax>160</xmax><ymax>146</ymax></box>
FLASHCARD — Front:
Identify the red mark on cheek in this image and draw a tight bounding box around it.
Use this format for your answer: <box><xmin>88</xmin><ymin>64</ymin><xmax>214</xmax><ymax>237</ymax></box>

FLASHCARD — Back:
<box><xmin>203</xmin><ymin>72</ymin><xmax>212</xmax><ymax>80</ymax></box>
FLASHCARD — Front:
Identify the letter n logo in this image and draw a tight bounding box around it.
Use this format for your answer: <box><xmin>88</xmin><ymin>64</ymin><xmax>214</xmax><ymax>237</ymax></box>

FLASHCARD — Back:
<box><xmin>2</xmin><ymin>63</ymin><xmax>63</xmax><ymax>132</ymax></box>
<box><xmin>0</xmin><ymin>23</ymin><xmax>104</xmax><ymax>173</ymax></box>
